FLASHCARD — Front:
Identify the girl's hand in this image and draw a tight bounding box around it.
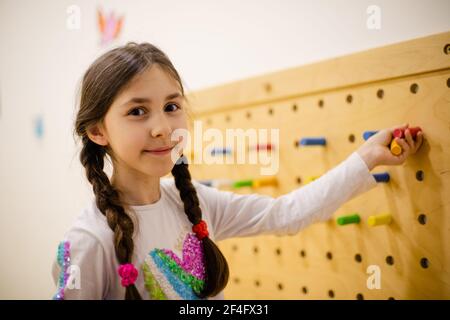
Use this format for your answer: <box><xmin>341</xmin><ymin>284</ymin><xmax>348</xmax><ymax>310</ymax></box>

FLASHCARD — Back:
<box><xmin>356</xmin><ymin>123</ymin><xmax>424</xmax><ymax>171</ymax></box>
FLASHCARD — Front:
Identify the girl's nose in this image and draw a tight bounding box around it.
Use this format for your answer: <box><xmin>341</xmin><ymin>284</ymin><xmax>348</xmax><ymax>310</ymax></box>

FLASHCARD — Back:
<box><xmin>150</xmin><ymin>112</ymin><xmax>172</xmax><ymax>138</ymax></box>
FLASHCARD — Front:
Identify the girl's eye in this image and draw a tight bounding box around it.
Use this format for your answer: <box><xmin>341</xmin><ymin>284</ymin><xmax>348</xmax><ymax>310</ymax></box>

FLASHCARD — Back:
<box><xmin>165</xmin><ymin>103</ymin><xmax>180</xmax><ymax>112</ymax></box>
<box><xmin>128</xmin><ymin>107</ymin><xmax>146</xmax><ymax>116</ymax></box>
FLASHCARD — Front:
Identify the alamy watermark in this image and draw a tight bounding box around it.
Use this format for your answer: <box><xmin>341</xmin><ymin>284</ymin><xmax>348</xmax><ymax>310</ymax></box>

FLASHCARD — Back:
<box><xmin>66</xmin><ymin>5</ymin><xmax>81</xmax><ymax>30</ymax></box>
<box><xmin>366</xmin><ymin>264</ymin><xmax>381</xmax><ymax>289</ymax></box>
<box><xmin>366</xmin><ymin>5</ymin><xmax>381</xmax><ymax>30</ymax></box>
<box><xmin>170</xmin><ymin>120</ymin><xmax>280</xmax><ymax>176</ymax></box>
<box><xmin>64</xmin><ymin>265</ymin><xmax>81</xmax><ymax>290</ymax></box>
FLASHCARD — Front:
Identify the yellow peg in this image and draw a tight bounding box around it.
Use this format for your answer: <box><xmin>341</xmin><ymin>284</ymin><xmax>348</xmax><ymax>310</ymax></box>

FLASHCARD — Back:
<box><xmin>390</xmin><ymin>139</ymin><xmax>402</xmax><ymax>156</ymax></box>
<box><xmin>253</xmin><ymin>177</ymin><xmax>278</xmax><ymax>188</ymax></box>
<box><xmin>305</xmin><ymin>176</ymin><xmax>320</xmax><ymax>184</ymax></box>
<box><xmin>368</xmin><ymin>213</ymin><xmax>392</xmax><ymax>227</ymax></box>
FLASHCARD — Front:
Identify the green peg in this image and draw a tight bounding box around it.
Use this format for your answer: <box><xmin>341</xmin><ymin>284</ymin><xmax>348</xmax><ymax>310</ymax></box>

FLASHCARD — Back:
<box><xmin>337</xmin><ymin>214</ymin><xmax>360</xmax><ymax>225</ymax></box>
<box><xmin>233</xmin><ymin>180</ymin><xmax>253</xmax><ymax>188</ymax></box>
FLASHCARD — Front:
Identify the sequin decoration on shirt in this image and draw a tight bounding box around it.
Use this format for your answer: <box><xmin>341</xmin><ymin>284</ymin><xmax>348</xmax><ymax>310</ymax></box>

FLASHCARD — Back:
<box><xmin>53</xmin><ymin>241</ymin><xmax>71</xmax><ymax>300</ymax></box>
<box><xmin>142</xmin><ymin>233</ymin><xmax>206</xmax><ymax>299</ymax></box>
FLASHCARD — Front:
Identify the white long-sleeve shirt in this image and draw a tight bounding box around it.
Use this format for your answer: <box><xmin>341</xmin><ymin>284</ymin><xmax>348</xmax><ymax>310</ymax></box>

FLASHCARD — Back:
<box><xmin>52</xmin><ymin>151</ymin><xmax>377</xmax><ymax>300</ymax></box>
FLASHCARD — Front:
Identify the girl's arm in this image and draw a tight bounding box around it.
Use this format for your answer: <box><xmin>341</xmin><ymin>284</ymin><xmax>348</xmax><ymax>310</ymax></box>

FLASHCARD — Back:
<box><xmin>194</xmin><ymin>151</ymin><xmax>376</xmax><ymax>241</ymax></box>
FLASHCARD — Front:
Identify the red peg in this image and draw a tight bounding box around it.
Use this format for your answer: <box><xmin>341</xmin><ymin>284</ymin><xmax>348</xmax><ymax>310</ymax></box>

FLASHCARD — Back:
<box><xmin>393</xmin><ymin>126</ymin><xmax>422</xmax><ymax>139</ymax></box>
<box><xmin>256</xmin><ymin>144</ymin><xmax>274</xmax><ymax>151</ymax></box>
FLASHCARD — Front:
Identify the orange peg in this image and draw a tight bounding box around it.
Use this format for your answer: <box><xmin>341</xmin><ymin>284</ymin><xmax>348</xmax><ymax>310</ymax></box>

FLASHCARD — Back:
<box><xmin>252</xmin><ymin>177</ymin><xmax>278</xmax><ymax>188</ymax></box>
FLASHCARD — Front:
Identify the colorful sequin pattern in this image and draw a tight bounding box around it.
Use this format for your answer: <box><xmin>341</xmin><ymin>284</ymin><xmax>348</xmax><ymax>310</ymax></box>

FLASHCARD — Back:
<box><xmin>143</xmin><ymin>233</ymin><xmax>206</xmax><ymax>300</ymax></box>
<box><xmin>53</xmin><ymin>241</ymin><xmax>71</xmax><ymax>300</ymax></box>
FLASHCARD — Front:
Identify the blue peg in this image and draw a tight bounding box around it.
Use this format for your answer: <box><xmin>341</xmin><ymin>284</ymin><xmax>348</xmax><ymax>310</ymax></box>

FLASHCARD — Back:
<box><xmin>210</xmin><ymin>147</ymin><xmax>232</xmax><ymax>156</ymax></box>
<box><xmin>299</xmin><ymin>137</ymin><xmax>326</xmax><ymax>146</ymax></box>
<box><xmin>363</xmin><ymin>130</ymin><xmax>378</xmax><ymax>141</ymax></box>
<box><xmin>372</xmin><ymin>172</ymin><xmax>390</xmax><ymax>183</ymax></box>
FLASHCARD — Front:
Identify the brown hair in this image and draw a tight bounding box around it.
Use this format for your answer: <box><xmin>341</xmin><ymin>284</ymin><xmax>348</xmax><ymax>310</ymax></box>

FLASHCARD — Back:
<box><xmin>74</xmin><ymin>42</ymin><xmax>229</xmax><ymax>299</ymax></box>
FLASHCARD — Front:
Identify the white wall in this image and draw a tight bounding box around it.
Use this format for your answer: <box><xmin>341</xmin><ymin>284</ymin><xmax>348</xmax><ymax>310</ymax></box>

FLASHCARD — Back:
<box><xmin>0</xmin><ymin>0</ymin><xmax>449</xmax><ymax>299</ymax></box>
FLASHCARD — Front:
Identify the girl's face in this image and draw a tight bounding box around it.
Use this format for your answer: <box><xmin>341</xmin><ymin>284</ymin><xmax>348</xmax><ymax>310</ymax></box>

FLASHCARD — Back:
<box><xmin>91</xmin><ymin>64</ymin><xmax>188</xmax><ymax>178</ymax></box>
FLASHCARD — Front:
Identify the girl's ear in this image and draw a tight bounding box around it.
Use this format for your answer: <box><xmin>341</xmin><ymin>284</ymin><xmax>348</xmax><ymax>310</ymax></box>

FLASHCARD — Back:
<box><xmin>87</xmin><ymin>123</ymin><xmax>109</xmax><ymax>147</ymax></box>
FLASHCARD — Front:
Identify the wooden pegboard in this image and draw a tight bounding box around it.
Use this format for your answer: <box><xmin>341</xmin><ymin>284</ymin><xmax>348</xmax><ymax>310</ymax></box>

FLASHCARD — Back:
<box><xmin>186</xmin><ymin>31</ymin><xmax>450</xmax><ymax>299</ymax></box>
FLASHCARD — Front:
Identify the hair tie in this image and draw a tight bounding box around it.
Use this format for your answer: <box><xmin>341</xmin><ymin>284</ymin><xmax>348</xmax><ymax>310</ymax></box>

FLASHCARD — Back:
<box><xmin>192</xmin><ymin>220</ymin><xmax>209</xmax><ymax>240</ymax></box>
<box><xmin>175</xmin><ymin>154</ymin><xmax>189</xmax><ymax>165</ymax></box>
<box><xmin>118</xmin><ymin>263</ymin><xmax>138</xmax><ymax>287</ymax></box>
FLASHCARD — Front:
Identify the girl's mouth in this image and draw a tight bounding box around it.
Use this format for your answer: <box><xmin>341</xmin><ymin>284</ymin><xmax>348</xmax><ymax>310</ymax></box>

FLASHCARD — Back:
<box><xmin>144</xmin><ymin>146</ymin><xmax>174</xmax><ymax>156</ymax></box>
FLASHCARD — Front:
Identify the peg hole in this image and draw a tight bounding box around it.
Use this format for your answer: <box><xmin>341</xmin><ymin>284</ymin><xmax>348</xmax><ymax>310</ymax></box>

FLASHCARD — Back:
<box><xmin>416</xmin><ymin>170</ymin><xmax>424</xmax><ymax>181</ymax></box>
<box><xmin>420</xmin><ymin>257</ymin><xmax>429</xmax><ymax>269</ymax></box>
<box><xmin>386</xmin><ymin>255</ymin><xmax>394</xmax><ymax>265</ymax></box>
<box><xmin>418</xmin><ymin>214</ymin><xmax>427</xmax><ymax>225</ymax></box>
<box><xmin>346</xmin><ymin>94</ymin><xmax>353</xmax><ymax>104</ymax></box>
<box><xmin>328</xmin><ymin>290</ymin><xmax>335</xmax><ymax>298</ymax></box>
<box><xmin>377</xmin><ymin>89</ymin><xmax>384</xmax><ymax>99</ymax></box>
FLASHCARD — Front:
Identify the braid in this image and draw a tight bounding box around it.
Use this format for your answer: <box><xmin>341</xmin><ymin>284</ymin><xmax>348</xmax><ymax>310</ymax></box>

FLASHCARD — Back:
<box><xmin>171</xmin><ymin>155</ymin><xmax>229</xmax><ymax>298</ymax></box>
<box><xmin>80</xmin><ymin>137</ymin><xmax>142</xmax><ymax>299</ymax></box>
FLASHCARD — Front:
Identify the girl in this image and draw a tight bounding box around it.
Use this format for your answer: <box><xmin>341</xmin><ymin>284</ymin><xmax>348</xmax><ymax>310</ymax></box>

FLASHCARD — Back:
<box><xmin>52</xmin><ymin>42</ymin><xmax>423</xmax><ymax>300</ymax></box>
